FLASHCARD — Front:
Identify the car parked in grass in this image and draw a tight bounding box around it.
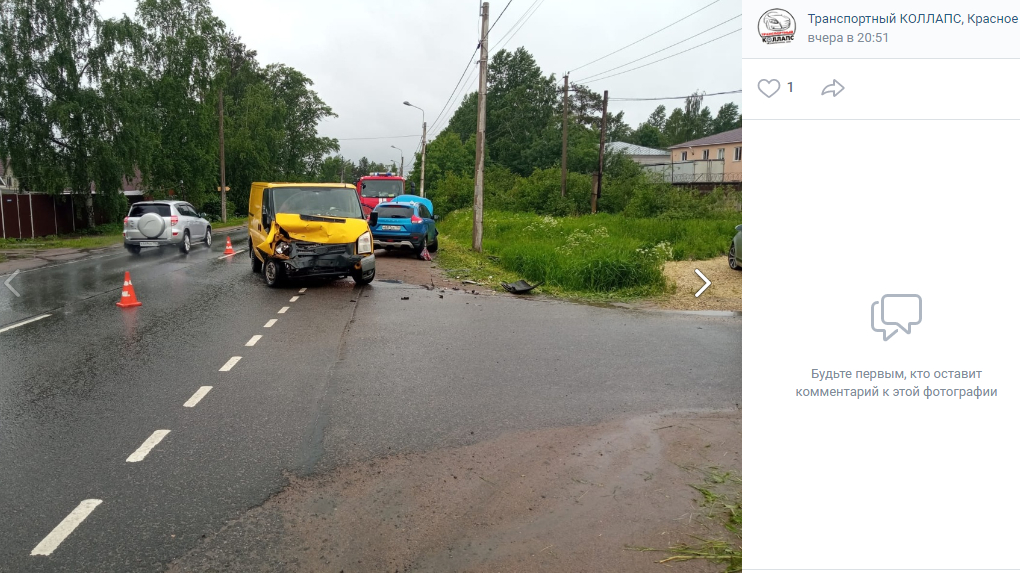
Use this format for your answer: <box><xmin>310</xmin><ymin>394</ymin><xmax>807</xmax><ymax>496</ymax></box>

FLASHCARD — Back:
<box><xmin>123</xmin><ymin>200</ymin><xmax>212</xmax><ymax>255</ymax></box>
<box><xmin>728</xmin><ymin>224</ymin><xmax>742</xmax><ymax>270</ymax></box>
<box><xmin>369</xmin><ymin>196</ymin><xmax>438</xmax><ymax>258</ymax></box>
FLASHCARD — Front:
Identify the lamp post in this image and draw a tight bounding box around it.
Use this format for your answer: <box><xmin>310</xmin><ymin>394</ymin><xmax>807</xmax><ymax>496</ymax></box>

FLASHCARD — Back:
<box><xmin>404</xmin><ymin>101</ymin><xmax>426</xmax><ymax>197</ymax></box>
<box><xmin>390</xmin><ymin>145</ymin><xmax>404</xmax><ymax>177</ymax></box>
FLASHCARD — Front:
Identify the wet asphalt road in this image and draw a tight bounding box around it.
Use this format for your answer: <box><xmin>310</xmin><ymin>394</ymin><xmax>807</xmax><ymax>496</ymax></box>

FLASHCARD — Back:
<box><xmin>0</xmin><ymin>233</ymin><xmax>740</xmax><ymax>572</ymax></box>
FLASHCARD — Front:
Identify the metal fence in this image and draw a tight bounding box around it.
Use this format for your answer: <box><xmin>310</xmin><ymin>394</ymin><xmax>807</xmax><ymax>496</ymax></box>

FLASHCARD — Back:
<box><xmin>640</xmin><ymin>161</ymin><xmax>742</xmax><ymax>184</ymax></box>
<box><xmin>0</xmin><ymin>192</ymin><xmax>113</xmax><ymax>239</ymax></box>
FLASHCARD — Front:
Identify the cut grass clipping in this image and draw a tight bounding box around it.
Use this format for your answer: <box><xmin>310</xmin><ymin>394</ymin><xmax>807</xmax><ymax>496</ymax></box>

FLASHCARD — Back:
<box><xmin>439</xmin><ymin>209</ymin><xmax>740</xmax><ymax>296</ymax></box>
<box><xmin>629</xmin><ymin>467</ymin><xmax>742</xmax><ymax>572</ymax></box>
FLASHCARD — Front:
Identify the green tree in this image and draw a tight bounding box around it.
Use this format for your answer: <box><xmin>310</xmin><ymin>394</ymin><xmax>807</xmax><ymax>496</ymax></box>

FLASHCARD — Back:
<box><xmin>486</xmin><ymin>47</ymin><xmax>557</xmax><ymax>175</ymax></box>
<box><xmin>134</xmin><ymin>0</ymin><xmax>224</xmax><ymax>206</ymax></box>
<box><xmin>712</xmin><ymin>102</ymin><xmax>741</xmax><ymax>134</ymax></box>
<box><xmin>0</xmin><ymin>0</ymin><xmax>146</xmax><ymax>225</ymax></box>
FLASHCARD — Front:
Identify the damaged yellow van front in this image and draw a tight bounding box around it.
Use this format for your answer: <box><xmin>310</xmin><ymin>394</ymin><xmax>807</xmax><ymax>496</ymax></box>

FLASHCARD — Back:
<box><xmin>247</xmin><ymin>183</ymin><xmax>375</xmax><ymax>287</ymax></box>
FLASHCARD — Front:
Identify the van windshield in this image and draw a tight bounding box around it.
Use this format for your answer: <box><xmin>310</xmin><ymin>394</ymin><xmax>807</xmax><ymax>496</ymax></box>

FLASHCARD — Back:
<box><xmin>360</xmin><ymin>179</ymin><xmax>403</xmax><ymax>198</ymax></box>
<box><xmin>271</xmin><ymin>187</ymin><xmax>363</xmax><ymax>219</ymax></box>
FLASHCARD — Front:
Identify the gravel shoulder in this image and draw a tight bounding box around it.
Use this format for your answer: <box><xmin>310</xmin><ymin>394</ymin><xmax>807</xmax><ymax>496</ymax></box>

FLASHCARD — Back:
<box><xmin>167</xmin><ymin>411</ymin><xmax>740</xmax><ymax>573</ymax></box>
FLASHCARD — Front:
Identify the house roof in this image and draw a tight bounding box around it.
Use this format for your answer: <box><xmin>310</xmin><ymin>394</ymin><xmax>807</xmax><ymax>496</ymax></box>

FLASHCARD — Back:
<box><xmin>605</xmin><ymin>141</ymin><xmax>670</xmax><ymax>156</ymax></box>
<box><xmin>668</xmin><ymin>127</ymin><xmax>742</xmax><ymax>149</ymax></box>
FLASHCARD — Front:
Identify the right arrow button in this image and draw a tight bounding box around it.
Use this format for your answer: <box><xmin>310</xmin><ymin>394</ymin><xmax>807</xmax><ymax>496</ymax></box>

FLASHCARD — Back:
<box><xmin>694</xmin><ymin>269</ymin><xmax>711</xmax><ymax>298</ymax></box>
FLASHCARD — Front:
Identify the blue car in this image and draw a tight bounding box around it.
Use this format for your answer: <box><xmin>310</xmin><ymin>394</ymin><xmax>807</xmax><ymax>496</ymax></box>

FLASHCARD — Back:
<box><xmin>369</xmin><ymin>196</ymin><xmax>438</xmax><ymax>257</ymax></box>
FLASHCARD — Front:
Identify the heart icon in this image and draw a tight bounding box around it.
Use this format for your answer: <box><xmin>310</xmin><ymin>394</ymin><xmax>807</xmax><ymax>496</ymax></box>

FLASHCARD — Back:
<box><xmin>758</xmin><ymin>79</ymin><xmax>780</xmax><ymax>98</ymax></box>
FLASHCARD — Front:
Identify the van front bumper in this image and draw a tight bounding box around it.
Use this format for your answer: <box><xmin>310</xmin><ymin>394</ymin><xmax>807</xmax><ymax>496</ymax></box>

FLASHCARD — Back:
<box><xmin>280</xmin><ymin>251</ymin><xmax>375</xmax><ymax>278</ymax></box>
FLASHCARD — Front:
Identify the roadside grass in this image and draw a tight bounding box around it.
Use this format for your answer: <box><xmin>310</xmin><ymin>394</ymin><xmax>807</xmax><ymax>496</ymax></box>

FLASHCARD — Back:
<box><xmin>629</xmin><ymin>467</ymin><xmax>742</xmax><ymax>571</ymax></box>
<box><xmin>437</xmin><ymin>209</ymin><xmax>740</xmax><ymax>297</ymax></box>
<box><xmin>0</xmin><ymin>216</ymin><xmax>246</xmax><ymax>255</ymax></box>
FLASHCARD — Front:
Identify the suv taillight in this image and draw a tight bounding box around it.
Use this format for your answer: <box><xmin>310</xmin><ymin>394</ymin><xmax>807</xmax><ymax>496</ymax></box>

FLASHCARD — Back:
<box><xmin>170</xmin><ymin>215</ymin><xmax>179</xmax><ymax>226</ymax></box>
<box><xmin>123</xmin><ymin>217</ymin><xmax>128</xmax><ymax>225</ymax></box>
<box><xmin>411</xmin><ymin>215</ymin><xmax>423</xmax><ymax>223</ymax></box>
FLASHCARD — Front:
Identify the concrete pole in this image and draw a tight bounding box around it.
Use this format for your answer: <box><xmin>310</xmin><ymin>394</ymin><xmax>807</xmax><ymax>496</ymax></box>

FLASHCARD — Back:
<box><xmin>472</xmin><ymin>1</ymin><xmax>489</xmax><ymax>252</ymax></box>
<box><xmin>419</xmin><ymin>121</ymin><xmax>427</xmax><ymax>197</ymax></box>
<box><xmin>560</xmin><ymin>73</ymin><xmax>569</xmax><ymax>197</ymax></box>
<box><xmin>219</xmin><ymin>88</ymin><xmax>227</xmax><ymax>222</ymax></box>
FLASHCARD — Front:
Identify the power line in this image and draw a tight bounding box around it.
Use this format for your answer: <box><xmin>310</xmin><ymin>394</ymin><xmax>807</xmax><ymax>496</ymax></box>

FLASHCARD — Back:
<box><xmin>570</xmin><ymin>0</ymin><xmax>725</xmax><ymax>73</ymax></box>
<box><xmin>611</xmin><ymin>89</ymin><xmax>742</xmax><ymax>101</ymax></box>
<box><xmin>492</xmin><ymin>0</ymin><xmax>544</xmax><ymax>52</ymax></box>
<box><xmin>428</xmin><ymin>45</ymin><xmax>480</xmax><ymax>135</ymax></box>
<box><xmin>335</xmin><ymin>134</ymin><xmax>422</xmax><ymax>141</ymax></box>
<box><xmin>580</xmin><ymin>29</ymin><xmax>741</xmax><ymax>84</ymax></box>
<box><xmin>486</xmin><ymin>0</ymin><xmax>513</xmax><ymax>37</ymax></box>
<box><xmin>577</xmin><ymin>15</ymin><xmax>741</xmax><ymax>83</ymax></box>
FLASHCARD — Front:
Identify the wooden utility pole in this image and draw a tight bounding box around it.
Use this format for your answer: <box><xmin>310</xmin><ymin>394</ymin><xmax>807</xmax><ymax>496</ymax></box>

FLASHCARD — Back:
<box><xmin>594</xmin><ymin>89</ymin><xmax>608</xmax><ymax>214</ymax></box>
<box><xmin>560</xmin><ymin>73</ymin><xmax>569</xmax><ymax>197</ymax></box>
<box><xmin>218</xmin><ymin>88</ymin><xmax>227</xmax><ymax>222</ymax></box>
<box><xmin>472</xmin><ymin>1</ymin><xmax>489</xmax><ymax>252</ymax></box>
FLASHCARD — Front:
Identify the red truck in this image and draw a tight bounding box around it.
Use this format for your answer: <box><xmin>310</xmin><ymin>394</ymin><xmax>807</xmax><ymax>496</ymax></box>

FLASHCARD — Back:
<box><xmin>356</xmin><ymin>173</ymin><xmax>405</xmax><ymax>218</ymax></box>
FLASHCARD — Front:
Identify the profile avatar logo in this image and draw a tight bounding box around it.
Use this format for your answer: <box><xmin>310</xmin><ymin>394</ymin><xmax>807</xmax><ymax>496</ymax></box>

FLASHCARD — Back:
<box><xmin>759</xmin><ymin>8</ymin><xmax>795</xmax><ymax>44</ymax></box>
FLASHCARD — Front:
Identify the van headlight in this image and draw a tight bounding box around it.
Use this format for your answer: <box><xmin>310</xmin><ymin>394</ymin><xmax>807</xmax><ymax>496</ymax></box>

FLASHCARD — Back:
<box><xmin>357</xmin><ymin>231</ymin><xmax>372</xmax><ymax>254</ymax></box>
<box><xmin>275</xmin><ymin>241</ymin><xmax>293</xmax><ymax>256</ymax></box>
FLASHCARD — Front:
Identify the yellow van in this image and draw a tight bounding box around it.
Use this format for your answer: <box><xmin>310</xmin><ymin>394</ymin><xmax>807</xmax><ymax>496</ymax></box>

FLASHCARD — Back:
<box><xmin>247</xmin><ymin>182</ymin><xmax>375</xmax><ymax>287</ymax></box>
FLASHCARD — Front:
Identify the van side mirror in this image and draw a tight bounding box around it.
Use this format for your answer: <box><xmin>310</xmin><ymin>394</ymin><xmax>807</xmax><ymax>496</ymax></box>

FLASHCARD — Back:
<box><xmin>369</xmin><ymin>212</ymin><xmax>378</xmax><ymax>226</ymax></box>
<box><xmin>262</xmin><ymin>206</ymin><xmax>271</xmax><ymax>228</ymax></box>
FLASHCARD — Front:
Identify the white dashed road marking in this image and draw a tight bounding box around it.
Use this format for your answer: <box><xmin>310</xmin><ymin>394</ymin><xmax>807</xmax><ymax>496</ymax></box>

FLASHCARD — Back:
<box><xmin>264</xmin><ymin>319</ymin><xmax>277</xmax><ymax>328</ymax></box>
<box><xmin>219</xmin><ymin>356</ymin><xmax>242</xmax><ymax>371</ymax></box>
<box><xmin>245</xmin><ymin>335</ymin><xmax>262</xmax><ymax>347</ymax></box>
<box><xmin>278</xmin><ymin>307</ymin><xmax>289</xmax><ymax>314</ymax></box>
<box><xmin>30</xmin><ymin>499</ymin><xmax>102</xmax><ymax>556</ymax></box>
<box><xmin>289</xmin><ymin>296</ymin><xmax>299</xmax><ymax>302</ymax></box>
<box><xmin>183</xmin><ymin>386</ymin><xmax>212</xmax><ymax>408</ymax></box>
<box><xmin>0</xmin><ymin>314</ymin><xmax>52</xmax><ymax>334</ymax></box>
<box><xmin>298</xmin><ymin>288</ymin><xmax>307</xmax><ymax>293</ymax></box>
<box><xmin>126</xmin><ymin>430</ymin><xmax>170</xmax><ymax>463</ymax></box>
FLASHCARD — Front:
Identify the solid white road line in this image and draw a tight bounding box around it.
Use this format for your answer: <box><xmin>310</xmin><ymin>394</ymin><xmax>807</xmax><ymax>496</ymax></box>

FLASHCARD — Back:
<box><xmin>126</xmin><ymin>430</ymin><xmax>170</xmax><ymax>463</ymax></box>
<box><xmin>278</xmin><ymin>307</ymin><xmax>289</xmax><ymax>314</ymax></box>
<box><xmin>30</xmin><ymin>499</ymin><xmax>103</xmax><ymax>556</ymax></box>
<box><xmin>264</xmin><ymin>319</ymin><xmax>277</xmax><ymax>328</ymax></box>
<box><xmin>183</xmin><ymin>386</ymin><xmax>212</xmax><ymax>408</ymax></box>
<box><xmin>245</xmin><ymin>335</ymin><xmax>262</xmax><ymax>347</ymax></box>
<box><xmin>289</xmin><ymin>296</ymin><xmax>299</xmax><ymax>302</ymax></box>
<box><xmin>217</xmin><ymin>248</ymin><xmax>248</xmax><ymax>260</ymax></box>
<box><xmin>298</xmin><ymin>288</ymin><xmax>307</xmax><ymax>293</ymax></box>
<box><xmin>0</xmin><ymin>314</ymin><xmax>52</xmax><ymax>334</ymax></box>
<box><xmin>219</xmin><ymin>356</ymin><xmax>242</xmax><ymax>371</ymax></box>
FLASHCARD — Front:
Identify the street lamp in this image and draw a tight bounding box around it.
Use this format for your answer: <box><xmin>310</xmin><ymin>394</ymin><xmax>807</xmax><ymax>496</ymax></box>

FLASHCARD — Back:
<box><xmin>390</xmin><ymin>145</ymin><xmax>404</xmax><ymax>177</ymax></box>
<box><xmin>404</xmin><ymin>101</ymin><xmax>426</xmax><ymax>197</ymax></box>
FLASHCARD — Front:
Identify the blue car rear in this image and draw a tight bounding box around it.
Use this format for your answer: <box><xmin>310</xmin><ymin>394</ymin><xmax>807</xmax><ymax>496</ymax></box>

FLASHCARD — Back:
<box><xmin>370</xmin><ymin>198</ymin><xmax>438</xmax><ymax>257</ymax></box>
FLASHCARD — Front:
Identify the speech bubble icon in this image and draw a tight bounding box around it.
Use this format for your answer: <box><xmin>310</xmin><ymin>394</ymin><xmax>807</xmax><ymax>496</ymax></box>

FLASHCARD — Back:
<box><xmin>881</xmin><ymin>294</ymin><xmax>922</xmax><ymax>335</ymax></box>
<box><xmin>871</xmin><ymin>301</ymin><xmax>897</xmax><ymax>341</ymax></box>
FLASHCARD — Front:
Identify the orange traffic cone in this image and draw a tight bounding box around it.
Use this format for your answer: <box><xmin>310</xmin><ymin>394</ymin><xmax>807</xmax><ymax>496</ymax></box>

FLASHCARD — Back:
<box><xmin>224</xmin><ymin>236</ymin><xmax>235</xmax><ymax>255</ymax></box>
<box><xmin>116</xmin><ymin>271</ymin><xmax>142</xmax><ymax>308</ymax></box>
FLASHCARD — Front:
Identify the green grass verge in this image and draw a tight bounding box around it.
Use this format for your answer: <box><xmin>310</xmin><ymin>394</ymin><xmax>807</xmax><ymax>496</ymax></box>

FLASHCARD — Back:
<box><xmin>436</xmin><ymin>209</ymin><xmax>740</xmax><ymax>297</ymax></box>
<box><xmin>211</xmin><ymin>216</ymin><xmax>247</xmax><ymax>229</ymax></box>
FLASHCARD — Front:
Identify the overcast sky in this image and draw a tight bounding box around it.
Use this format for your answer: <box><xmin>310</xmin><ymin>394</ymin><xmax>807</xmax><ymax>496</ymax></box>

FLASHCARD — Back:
<box><xmin>97</xmin><ymin>0</ymin><xmax>742</xmax><ymax>167</ymax></box>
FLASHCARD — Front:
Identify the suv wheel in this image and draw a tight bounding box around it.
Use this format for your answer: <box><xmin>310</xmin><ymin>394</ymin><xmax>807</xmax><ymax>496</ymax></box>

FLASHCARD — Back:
<box><xmin>180</xmin><ymin>231</ymin><xmax>191</xmax><ymax>254</ymax></box>
<box><xmin>728</xmin><ymin>242</ymin><xmax>739</xmax><ymax>270</ymax></box>
<box><xmin>204</xmin><ymin>227</ymin><xmax>212</xmax><ymax>246</ymax></box>
<box><xmin>127</xmin><ymin>244</ymin><xmax>141</xmax><ymax>255</ymax></box>
<box><xmin>263</xmin><ymin>259</ymin><xmax>283</xmax><ymax>287</ymax></box>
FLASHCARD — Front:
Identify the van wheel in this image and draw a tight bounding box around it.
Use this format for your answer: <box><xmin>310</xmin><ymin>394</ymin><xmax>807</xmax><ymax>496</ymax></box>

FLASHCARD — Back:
<box><xmin>179</xmin><ymin>231</ymin><xmax>191</xmax><ymax>254</ymax></box>
<box><xmin>353</xmin><ymin>267</ymin><xmax>375</xmax><ymax>285</ymax></box>
<box><xmin>263</xmin><ymin>259</ymin><xmax>284</xmax><ymax>287</ymax></box>
<box><xmin>250</xmin><ymin>240</ymin><xmax>262</xmax><ymax>273</ymax></box>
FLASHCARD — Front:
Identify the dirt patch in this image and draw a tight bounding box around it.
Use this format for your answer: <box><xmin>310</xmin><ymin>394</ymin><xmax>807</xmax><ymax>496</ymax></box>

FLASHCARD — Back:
<box><xmin>659</xmin><ymin>257</ymin><xmax>741</xmax><ymax>311</ymax></box>
<box><xmin>167</xmin><ymin>411</ymin><xmax>740</xmax><ymax>573</ymax></box>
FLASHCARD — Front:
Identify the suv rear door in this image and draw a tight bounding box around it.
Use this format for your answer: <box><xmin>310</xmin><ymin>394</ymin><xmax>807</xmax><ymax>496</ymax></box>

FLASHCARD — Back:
<box><xmin>126</xmin><ymin>203</ymin><xmax>172</xmax><ymax>241</ymax></box>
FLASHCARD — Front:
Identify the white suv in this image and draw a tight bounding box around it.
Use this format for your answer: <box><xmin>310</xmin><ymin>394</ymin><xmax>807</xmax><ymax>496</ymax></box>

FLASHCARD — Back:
<box><xmin>123</xmin><ymin>201</ymin><xmax>212</xmax><ymax>254</ymax></box>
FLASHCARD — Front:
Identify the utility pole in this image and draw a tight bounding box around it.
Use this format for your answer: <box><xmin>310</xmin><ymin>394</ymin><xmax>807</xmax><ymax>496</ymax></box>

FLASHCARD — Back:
<box><xmin>419</xmin><ymin>121</ymin><xmax>427</xmax><ymax>196</ymax></box>
<box><xmin>594</xmin><ymin>89</ymin><xmax>608</xmax><ymax>214</ymax></box>
<box><xmin>472</xmin><ymin>1</ymin><xmax>489</xmax><ymax>252</ymax></box>
<box><xmin>560</xmin><ymin>73</ymin><xmax>569</xmax><ymax>197</ymax></box>
<box><xmin>218</xmin><ymin>88</ymin><xmax>227</xmax><ymax>223</ymax></box>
